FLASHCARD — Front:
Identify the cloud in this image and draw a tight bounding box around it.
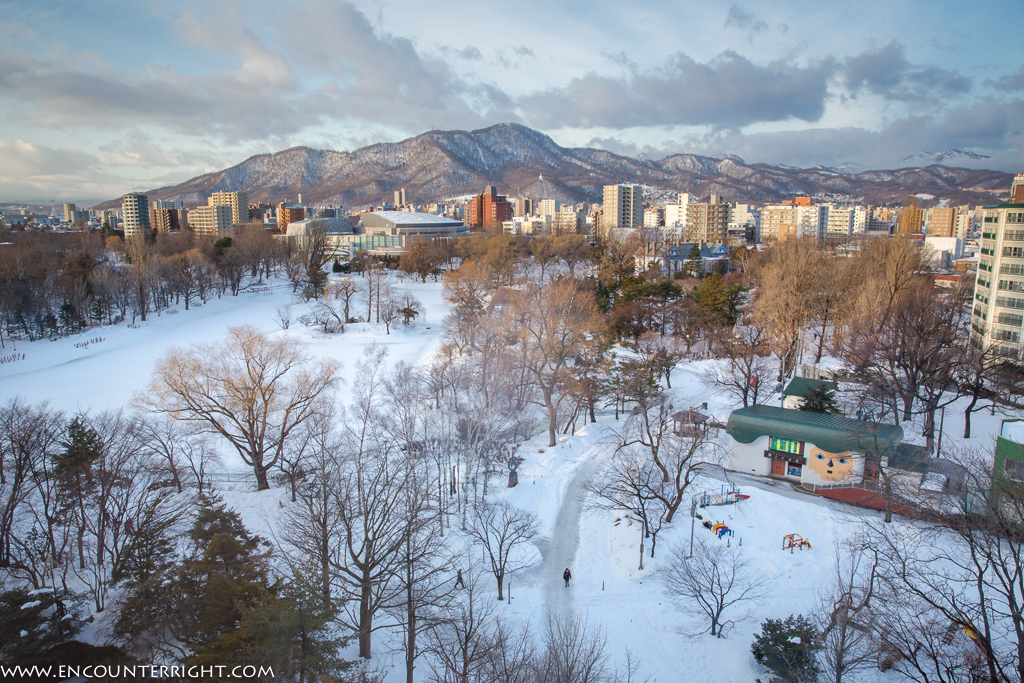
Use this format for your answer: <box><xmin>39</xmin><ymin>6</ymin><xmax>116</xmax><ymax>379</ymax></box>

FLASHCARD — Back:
<box><xmin>520</xmin><ymin>50</ymin><xmax>835</xmax><ymax>129</ymax></box>
<box><xmin>725</xmin><ymin>5</ymin><xmax>768</xmax><ymax>33</ymax></box>
<box><xmin>988</xmin><ymin>65</ymin><xmax>1024</xmax><ymax>91</ymax></box>
<box><xmin>651</xmin><ymin>98</ymin><xmax>1024</xmax><ymax>171</ymax></box>
<box><xmin>0</xmin><ymin>1</ymin><xmax>517</xmax><ymax>145</ymax></box>
<box><xmin>0</xmin><ymin>139</ymin><xmax>127</xmax><ymax>201</ymax></box>
<box><xmin>842</xmin><ymin>42</ymin><xmax>970</xmax><ymax>102</ymax></box>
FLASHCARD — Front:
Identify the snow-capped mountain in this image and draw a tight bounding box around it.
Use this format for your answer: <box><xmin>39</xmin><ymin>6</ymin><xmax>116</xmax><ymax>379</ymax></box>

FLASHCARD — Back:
<box><xmin>94</xmin><ymin>124</ymin><xmax>1012</xmax><ymax>209</ymax></box>
<box><xmin>900</xmin><ymin>149</ymin><xmax>992</xmax><ymax>164</ymax></box>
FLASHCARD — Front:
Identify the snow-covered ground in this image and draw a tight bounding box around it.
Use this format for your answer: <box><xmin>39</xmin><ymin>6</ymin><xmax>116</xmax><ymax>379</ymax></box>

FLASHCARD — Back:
<box><xmin>1</xmin><ymin>273</ymin><xmax>1018</xmax><ymax>682</ymax></box>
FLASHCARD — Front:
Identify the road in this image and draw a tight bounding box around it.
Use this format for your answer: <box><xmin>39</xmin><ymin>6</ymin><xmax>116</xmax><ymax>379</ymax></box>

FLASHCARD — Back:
<box><xmin>540</xmin><ymin>443</ymin><xmax>616</xmax><ymax>614</ymax></box>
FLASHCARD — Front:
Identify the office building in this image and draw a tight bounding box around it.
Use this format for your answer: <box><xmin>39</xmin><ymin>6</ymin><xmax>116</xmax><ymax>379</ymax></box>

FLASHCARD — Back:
<box><xmin>538</xmin><ymin>199</ymin><xmax>560</xmax><ymax>217</ymax></box>
<box><xmin>897</xmin><ymin>202</ymin><xmax>924</xmax><ymax>235</ymax></box>
<box><xmin>551</xmin><ymin>210</ymin><xmax>583</xmax><ymax>235</ymax></box>
<box><xmin>121</xmin><ymin>193</ymin><xmax>150</xmax><ymax>238</ymax></box>
<box><xmin>760</xmin><ymin>204</ymin><xmax>798</xmax><ymax>242</ymax></box>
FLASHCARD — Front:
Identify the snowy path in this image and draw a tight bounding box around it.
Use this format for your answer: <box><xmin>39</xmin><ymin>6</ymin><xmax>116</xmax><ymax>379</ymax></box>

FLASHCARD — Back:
<box><xmin>541</xmin><ymin>443</ymin><xmax>616</xmax><ymax>615</ymax></box>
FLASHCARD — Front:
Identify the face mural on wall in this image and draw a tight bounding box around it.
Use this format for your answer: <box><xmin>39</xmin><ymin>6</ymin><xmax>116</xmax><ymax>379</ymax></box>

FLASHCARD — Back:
<box><xmin>807</xmin><ymin>446</ymin><xmax>853</xmax><ymax>481</ymax></box>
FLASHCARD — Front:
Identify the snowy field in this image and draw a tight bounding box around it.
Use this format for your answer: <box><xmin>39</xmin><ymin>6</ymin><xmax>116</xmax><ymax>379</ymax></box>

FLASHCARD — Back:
<box><xmin>1</xmin><ymin>274</ymin><xmax>1017</xmax><ymax>682</ymax></box>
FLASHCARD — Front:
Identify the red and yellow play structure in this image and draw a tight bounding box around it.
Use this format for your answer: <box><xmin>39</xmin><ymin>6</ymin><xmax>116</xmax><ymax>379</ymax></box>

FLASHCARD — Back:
<box><xmin>782</xmin><ymin>533</ymin><xmax>812</xmax><ymax>552</ymax></box>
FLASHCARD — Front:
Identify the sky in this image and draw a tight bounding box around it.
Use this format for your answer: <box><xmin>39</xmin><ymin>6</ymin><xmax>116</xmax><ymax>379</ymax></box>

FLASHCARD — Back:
<box><xmin>1</xmin><ymin>0</ymin><xmax>1023</xmax><ymax>203</ymax></box>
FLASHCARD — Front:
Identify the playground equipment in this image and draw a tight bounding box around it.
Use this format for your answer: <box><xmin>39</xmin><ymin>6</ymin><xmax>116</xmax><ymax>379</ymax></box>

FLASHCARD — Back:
<box><xmin>782</xmin><ymin>533</ymin><xmax>812</xmax><ymax>552</ymax></box>
<box><xmin>690</xmin><ymin>485</ymin><xmax>749</xmax><ymax>516</ymax></box>
<box><xmin>689</xmin><ymin>486</ymin><xmax>747</xmax><ymax>544</ymax></box>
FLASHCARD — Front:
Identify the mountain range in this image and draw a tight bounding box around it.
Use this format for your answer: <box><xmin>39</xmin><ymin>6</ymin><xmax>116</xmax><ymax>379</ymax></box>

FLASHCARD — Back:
<box><xmin>94</xmin><ymin>123</ymin><xmax>1013</xmax><ymax>210</ymax></box>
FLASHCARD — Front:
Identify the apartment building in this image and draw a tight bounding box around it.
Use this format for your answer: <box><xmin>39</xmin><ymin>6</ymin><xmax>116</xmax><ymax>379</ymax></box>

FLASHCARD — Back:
<box><xmin>972</xmin><ymin>198</ymin><xmax>1024</xmax><ymax>357</ymax></box>
<box><xmin>760</xmin><ymin>204</ymin><xmax>798</xmax><ymax>242</ymax></box>
<box><xmin>209</xmin><ymin>191</ymin><xmax>249</xmax><ymax>226</ymax></box>
<box><xmin>121</xmin><ymin>192</ymin><xmax>150</xmax><ymax>238</ymax></box>
<box><xmin>685</xmin><ymin>197</ymin><xmax>730</xmax><ymax>243</ymax></box>
<box><xmin>190</xmin><ymin>204</ymin><xmax>234</xmax><ymax>237</ymax></box>
<box><xmin>601</xmin><ymin>184</ymin><xmax>643</xmax><ymax>238</ymax></box>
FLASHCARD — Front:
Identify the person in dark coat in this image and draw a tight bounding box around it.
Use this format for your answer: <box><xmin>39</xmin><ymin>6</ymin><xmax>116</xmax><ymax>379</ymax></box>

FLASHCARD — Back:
<box><xmin>563</xmin><ymin>567</ymin><xmax>572</xmax><ymax>587</ymax></box>
<box><xmin>455</xmin><ymin>568</ymin><xmax>465</xmax><ymax>588</ymax></box>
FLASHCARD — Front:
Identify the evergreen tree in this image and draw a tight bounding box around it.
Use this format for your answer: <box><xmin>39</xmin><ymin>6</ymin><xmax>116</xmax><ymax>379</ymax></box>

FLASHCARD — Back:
<box><xmin>799</xmin><ymin>384</ymin><xmax>842</xmax><ymax>415</ymax></box>
<box><xmin>751</xmin><ymin>614</ymin><xmax>821</xmax><ymax>682</ymax></box>
<box><xmin>684</xmin><ymin>244</ymin><xmax>702</xmax><ymax>277</ymax></box>
<box><xmin>56</xmin><ymin>416</ymin><xmax>103</xmax><ymax>474</ymax></box>
<box><xmin>0</xmin><ymin>588</ymin><xmax>83</xmax><ymax>665</ymax></box>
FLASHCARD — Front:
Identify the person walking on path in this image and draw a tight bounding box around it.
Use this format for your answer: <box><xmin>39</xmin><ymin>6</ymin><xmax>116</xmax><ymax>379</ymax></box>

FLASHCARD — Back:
<box><xmin>563</xmin><ymin>567</ymin><xmax>572</xmax><ymax>587</ymax></box>
<box><xmin>455</xmin><ymin>568</ymin><xmax>465</xmax><ymax>588</ymax></box>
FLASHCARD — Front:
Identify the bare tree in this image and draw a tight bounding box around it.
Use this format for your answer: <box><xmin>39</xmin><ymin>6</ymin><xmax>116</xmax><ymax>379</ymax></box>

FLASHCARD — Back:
<box><xmin>872</xmin><ymin>449</ymin><xmax>1024</xmax><ymax>683</ymax></box>
<box><xmin>534</xmin><ymin>612</ymin><xmax>612</xmax><ymax>683</ymax></box>
<box><xmin>388</xmin><ymin>463</ymin><xmax>457</xmax><ymax>683</ymax></box>
<box><xmin>278</xmin><ymin>405</ymin><xmax>344</xmax><ymax>612</ymax></box>
<box><xmin>329</xmin><ymin>276</ymin><xmax>360</xmax><ymax>323</ymax></box>
<box><xmin>661</xmin><ymin>536</ymin><xmax>771</xmax><ymax>637</ymax></box>
<box><xmin>466</xmin><ymin>501</ymin><xmax>538</xmax><ymax>601</ymax></box>
<box><xmin>274</xmin><ymin>305</ymin><xmax>293</xmax><ymax>330</ymax></box>
<box><xmin>704</xmin><ymin>318</ymin><xmax>776</xmax><ymax>408</ymax></box>
<box><xmin>586</xmin><ymin>450</ymin><xmax>666</xmax><ymax>570</ymax></box>
<box><xmin>140</xmin><ymin>415</ymin><xmax>220</xmax><ymax>494</ymax></box>
<box><xmin>515</xmin><ymin>280</ymin><xmax>601</xmax><ymax>447</ymax></box>
<box><xmin>0</xmin><ymin>398</ymin><xmax>64</xmax><ymax>574</ymax></box>
<box><xmin>142</xmin><ymin>325</ymin><xmax>339</xmax><ymax>490</ymax></box>
<box><xmin>426</xmin><ymin>563</ymin><xmax>495</xmax><ymax>683</ymax></box>
<box><xmin>815</xmin><ymin>536</ymin><xmax>881</xmax><ymax>683</ymax></box>
<box><xmin>480</xmin><ymin>616</ymin><xmax>538</xmax><ymax>683</ymax></box>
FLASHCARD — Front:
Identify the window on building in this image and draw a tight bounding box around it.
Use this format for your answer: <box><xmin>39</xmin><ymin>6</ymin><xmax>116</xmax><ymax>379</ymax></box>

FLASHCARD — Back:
<box><xmin>1005</xmin><ymin>459</ymin><xmax>1024</xmax><ymax>482</ymax></box>
<box><xmin>1003</xmin><ymin>246</ymin><xmax>1024</xmax><ymax>258</ymax></box>
<box><xmin>769</xmin><ymin>437</ymin><xmax>804</xmax><ymax>455</ymax></box>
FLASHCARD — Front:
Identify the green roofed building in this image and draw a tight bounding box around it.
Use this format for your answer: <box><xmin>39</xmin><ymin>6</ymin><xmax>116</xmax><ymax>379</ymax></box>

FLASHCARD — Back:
<box><xmin>726</xmin><ymin>405</ymin><xmax>904</xmax><ymax>486</ymax></box>
<box><xmin>781</xmin><ymin>377</ymin><xmax>839</xmax><ymax>410</ymax></box>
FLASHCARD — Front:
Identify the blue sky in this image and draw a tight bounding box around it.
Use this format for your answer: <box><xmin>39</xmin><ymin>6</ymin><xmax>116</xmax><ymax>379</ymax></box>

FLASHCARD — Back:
<box><xmin>1</xmin><ymin>0</ymin><xmax>1022</xmax><ymax>203</ymax></box>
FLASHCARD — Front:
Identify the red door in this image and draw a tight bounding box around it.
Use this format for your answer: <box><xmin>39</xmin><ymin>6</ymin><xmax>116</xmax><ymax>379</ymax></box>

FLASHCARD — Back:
<box><xmin>770</xmin><ymin>458</ymin><xmax>787</xmax><ymax>476</ymax></box>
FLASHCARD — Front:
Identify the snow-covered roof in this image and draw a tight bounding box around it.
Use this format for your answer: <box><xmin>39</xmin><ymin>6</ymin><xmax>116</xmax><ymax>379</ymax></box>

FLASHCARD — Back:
<box><xmin>1001</xmin><ymin>419</ymin><xmax>1024</xmax><ymax>444</ymax></box>
<box><xmin>367</xmin><ymin>210</ymin><xmax>461</xmax><ymax>226</ymax></box>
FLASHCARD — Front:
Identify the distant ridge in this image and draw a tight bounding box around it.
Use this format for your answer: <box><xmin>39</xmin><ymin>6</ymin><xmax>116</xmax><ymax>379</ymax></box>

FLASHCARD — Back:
<box><xmin>94</xmin><ymin>123</ymin><xmax>1012</xmax><ymax>209</ymax></box>
<box><xmin>900</xmin><ymin>149</ymin><xmax>991</xmax><ymax>164</ymax></box>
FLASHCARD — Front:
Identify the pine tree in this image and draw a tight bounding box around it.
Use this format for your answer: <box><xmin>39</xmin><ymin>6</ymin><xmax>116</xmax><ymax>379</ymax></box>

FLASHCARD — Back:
<box><xmin>0</xmin><ymin>588</ymin><xmax>83</xmax><ymax>665</ymax></box>
<box><xmin>799</xmin><ymin>384</ymin><xmax>842</xmax><ymax>415</ymax></box>
<box><xmin>751</xmin><ymin>614</ymin><xmax>821</xmax><ymax>682</ymax></box>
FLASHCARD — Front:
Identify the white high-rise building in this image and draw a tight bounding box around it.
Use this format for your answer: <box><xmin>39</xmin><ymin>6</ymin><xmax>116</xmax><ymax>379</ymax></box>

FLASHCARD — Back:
<box><xmin>796</xmin><ymin>205</ymin><xmax>826</xmax><ymax>240</ymax></box>
<box><xmin>825</xmin><ymin>206</ymin><xmax>855</xmax><ymax>239</ymax></box>
<box><xmin>972</xmin><ymin>201</ymin><xmax>1024</xmax><ymax>358</ymax></box>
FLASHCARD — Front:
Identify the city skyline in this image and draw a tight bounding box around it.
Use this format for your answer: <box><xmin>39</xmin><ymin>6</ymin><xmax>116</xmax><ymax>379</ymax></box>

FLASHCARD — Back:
<box><xmin>0</xmin><ymin>0</ymin><xmax>1022</xmax><ymax>202</ymax></box>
